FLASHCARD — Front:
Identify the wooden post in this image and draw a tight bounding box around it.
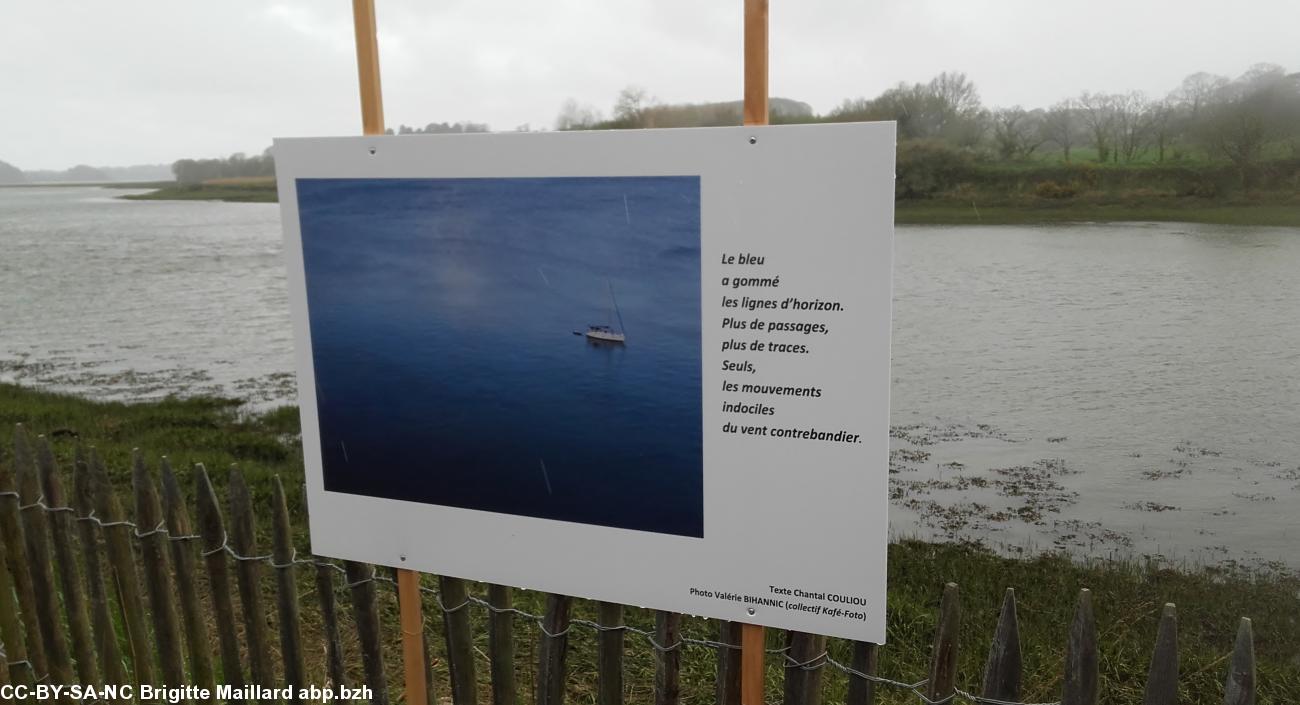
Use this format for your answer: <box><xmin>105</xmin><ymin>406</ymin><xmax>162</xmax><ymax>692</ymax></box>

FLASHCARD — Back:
<box><xmin>715</xmin><ymin>621</ymin><xmax>742</xmax><ymax>705</ymax></box>
<box><xmin>1063</xmin><ymin>588</ymin><xmax>1099</xmax><ymax>705</ymax></box>
<box><xmin>159</xmin><ymin>459</ymin><xmax>216</xmax><ymax>703</ymax></box>
<box><xmin>597</xmin><ymin>602</ymin><xmax>623</xmax><ymax>705</ymax></box>
<box><xmin>397</xmin><ymin>570</ymin><xmax>429</xmax><ymax>705</ymax></box>
<box><xmin>1223</xmin><ymin>617</ymin><xmax>1255</xmax><ymax>705</ymax></box>
<box><xmin>352</xmin><ymin>0</ymin><xmax>385</xmax><ymax>136</ymax></box>
<box><xmin>536</xmin><ymin>594</ymin><xmax>572</xmax><ymax>705</ymax></box>
<box><xmin>740</xmin><ymin>624</ymin><xmax>765</xmax><ymax>705</ymax></box>
<box><xmin>72</xmin><ymin>448</ymin><xmax>126</xmax><ymax>688</ymax></box>
<box><xmin>0</xmin><ymin>477</ymin><xmax>31</xmax><ymax>686</ymax></box>
<box><xmin>194</xmin><ymin>465</ymin><xmax>247</xmax><ymax>690</ymax></box>
<box><xmin>272</xmin><ymin>477</ymin><xmax>307</xmax><ymax>704</ymax></box>
<box><xmin>740</xmin><ymin>2</ymin><xmax>769</xmax><ymax>702</ymax></box>
<box><xmin>314</xmin><ymin>559</ymin><xmax>350</xmax><ymax>691</ymax></box>
<box><xmin>349</xmin><ymin>4</ymin><xmax>427</xmax><ymax>703</ymax></box>
<box><xmin>1142</xmin><ymin>603</ymin><xmax>1177</xmax><ymax>705</ymax></box>
<box><xmin>0</xmin><ymin>429</ymin><xmax>47</xmax><ymax>686</ymax></box>
<box><xmin>925</xmin><ymin>583</ymin><xmax>960</xmax><ymax>704</ymax></box>
<box><xmin>36</xmin><ymin>437</ymin><xmax>99</xmax><ymax>687</ymax></box>
<box><xmin>0</xmin><ymin>429</ymin><xmax>44</xmax><ymax>683</ymax></box>
<box><xmin>227</xmin><ymin>467</ymin><xmax>276</xmax><ymax>691</ymax></box>
<box><xmin>743</xmin><ymin>0</ymin><xmax>769</xmax><ymax>126</ymax></box>
<box><xmin>845</xmin><ymin>642</ymin><xmax>878</xmax><ymax>705</ymax></box>
<box><xmin>14</xmin><ymin>429</ymin><xmax>74</xmax><ymax>689</ymax></box>
<box><xmin>88</xmin><ymin>449</ymin><xmax>155</xmax><ymax>686</ymax></box>
<box><xmin>655</xmin><ymin>611</ymin><xmax>682</xmax><ymax>705</ymax></box>
<box><xmin>345</xmin><ymin>560</ymin><xmax>390</xmax><ymax>705</ymax></box>
<box><xmin>981</xmin><ymin>588</ymin><xmax>1022</xmax><ymax>702</ymax></box>
<box><xmin>490</xmin><ymin>586</ymin><xmax>519</xmax><ymax>705</ymax></box>
<box><xmin>132</xmin><ymin>451</ymin><xmax>188</xmax><ymax>690</ymax></box>
<box><xmin>441</xmin><ymin>576</ymin><xmax>478</xmax><ymax>705</ymax></box>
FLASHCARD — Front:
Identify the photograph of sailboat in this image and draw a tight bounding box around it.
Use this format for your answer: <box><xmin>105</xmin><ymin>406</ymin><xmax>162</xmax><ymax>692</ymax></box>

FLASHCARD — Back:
<box><xmin>296</xmin><ymin>175</ymin><xmax>703</xmax><ymax>537</ymax></box>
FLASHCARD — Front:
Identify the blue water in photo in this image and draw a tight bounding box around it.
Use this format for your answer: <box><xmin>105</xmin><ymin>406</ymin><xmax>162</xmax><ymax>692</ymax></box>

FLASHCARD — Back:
<box><xmin>297</xmin><ymin>176</ymin><xmax>703</xmax><ymax>537</ymax></box>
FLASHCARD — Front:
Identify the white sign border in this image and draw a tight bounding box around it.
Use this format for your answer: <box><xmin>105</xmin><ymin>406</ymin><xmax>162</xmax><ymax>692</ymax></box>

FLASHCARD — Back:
<box><xmin>274</xmin><ymin>122</ymin><xmax>895</xmax><ymax>642</ymax></box>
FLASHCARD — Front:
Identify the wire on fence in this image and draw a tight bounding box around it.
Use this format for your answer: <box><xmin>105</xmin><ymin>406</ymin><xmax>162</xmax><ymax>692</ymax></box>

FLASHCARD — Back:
<box><xmin>3</xmin><ymin>491</ymin><xmax>1063</xmax><ymax>705</ymax></box>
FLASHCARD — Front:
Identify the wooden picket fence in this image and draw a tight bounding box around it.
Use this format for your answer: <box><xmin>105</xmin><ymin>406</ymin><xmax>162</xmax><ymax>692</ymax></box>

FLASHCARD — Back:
<box><xmin>0</xmin><ymin>424</ymin><xmax>1261</xmax><ymax>705</ymax></box>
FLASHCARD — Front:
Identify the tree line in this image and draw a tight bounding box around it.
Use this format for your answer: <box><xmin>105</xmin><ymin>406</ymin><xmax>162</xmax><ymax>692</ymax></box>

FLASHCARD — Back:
<box><xmin>172</xmin><ymin>149</ymin><xmax>275</xmax><ymax>186</ymax></box>
<box><xmin>559</xmin><ymin>63</ymin><xmax>1300</xmax><ymax>170</ymax></box>
<box><xmin>169</xmin><ymin>124</ymin><xmax>490</xmax><ymax>185</ymax></box>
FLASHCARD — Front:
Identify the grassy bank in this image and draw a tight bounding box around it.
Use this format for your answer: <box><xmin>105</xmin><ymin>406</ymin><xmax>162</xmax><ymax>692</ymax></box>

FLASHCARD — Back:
<box><xmin>117</xmin><ymin>168</ymin><xmax>1298</xmax><ymax>227</ymax></box>
<box><xmin>2</xmin><ymin>382</ymin><xmax>1298</xmax><ymax>702</ymax></box>
<box><xmin>894</xmin><ymin>151</ymin><xmax>1300</xmax><ymax>226</ymax></box>
<box><xmin>120</xmin><ymin>176</ymin><xmax>277</xmax><ymax>203</ymax></box>
<box><xmin>896</xmin><ymin>199</ymin><xmax>1300</xmax><ymax>226</ymax></box>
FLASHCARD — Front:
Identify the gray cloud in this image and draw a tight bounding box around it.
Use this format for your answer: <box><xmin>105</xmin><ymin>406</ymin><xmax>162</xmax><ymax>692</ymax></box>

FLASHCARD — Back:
<box><xmin>3</xmin><ymin>0</ymin><xmax>1296</xmax><ymax>169</ymax></box>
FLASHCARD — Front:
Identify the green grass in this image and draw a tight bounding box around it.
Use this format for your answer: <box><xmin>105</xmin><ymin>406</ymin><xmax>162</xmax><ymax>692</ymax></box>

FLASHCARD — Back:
<box><xmin>2</xmin><ymin>382</ymin><xmax>1298</xmax><ymax>702</ymax></box>
<box><xmin>896</xmin><ymin>200</ymin><xmax>1300</xmax><ymax>227</ymax></box>
<box><xmin>120</xmin><ymin>180</ymin><xmax>278</xmax><ymax>203</ymax></box>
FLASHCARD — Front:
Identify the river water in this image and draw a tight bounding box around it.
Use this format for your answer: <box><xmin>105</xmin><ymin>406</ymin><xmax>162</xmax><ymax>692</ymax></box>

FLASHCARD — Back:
<box><xmin>2</xmin><ymin>186</ymin><xmax>1297</xmax><ymax>569</ymax></box>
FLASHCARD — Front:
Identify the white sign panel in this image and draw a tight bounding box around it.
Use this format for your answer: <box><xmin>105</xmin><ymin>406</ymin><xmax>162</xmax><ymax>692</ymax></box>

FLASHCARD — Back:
<box><xmin>275</xmin><ymin>122</ymin><xmax>894</xmax><ymax>641</ymax></box>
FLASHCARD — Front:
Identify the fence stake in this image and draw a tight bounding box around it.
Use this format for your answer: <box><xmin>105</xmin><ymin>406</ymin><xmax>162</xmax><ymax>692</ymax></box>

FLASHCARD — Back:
<box><xmin>655</xmin><ymin>611</ymin><xmax>682</xmax><ymax>705</ymax></box>
<box><xmin>845</xmin><ymin>642</ymin><xmax>878</xmax><ymax>705</ymax></box>
<box><xmin>490</xmin><ymin>585</ymin><xmax>519</xmax><ymax>705</ymax></box>
<box><xmin>1142</xmin><ymin>603</ymin><xmax>1177</xmax><ymax>705</ymax></box>
<box><xmin>440</xmin><ymin>576</ymin><xmax>478</xmax><ymax>705</ymax></box>
<box><xmin>160</xmin><ymin>460</ymin><xmax>216</xmax><ymax>702</ymax></box>
<box><xmin>715</xmin><ymin>621</ymin><xmax>742</xmax><ymax>705</ymax></box>
<box><xmin>15</xmin><ymin>431</ymin><xmax>74</xmax><ymax>691</ymax></box>
<box><xmin>981</xmin><ymin>588</ymin><xmax>1022</xmax><ymax>702</ymax></box>
<box><xmin>195</xmin><ymin>465</ymin><xmax>246</xmax><ymax>689</ymax></box>
<box><xmin>0</xmin><ymin>484</ymin><xmax>30</xmax><ymax>687</ymax></box>
<box><xmin>784</xmin><ymin>631</ymin><xmax>826</xmax><ymax>705</ymax></box>
<box><xmin>925</xmin><ymin>583</ymin><xmax>960</xmax><ymax>703</ymax></box>
<box><xmin>1063</xmin><ymin>588</ymin><xmax>1099</xmax><ymax>705</ymax></box>
<box><xmin>1223</xmin><ymin>617</ymin><xmax>1255</xmax><ymax>705</ymax></box>
<box><xmin>132</xmin><ymin>451</ymin><xmax>187</xmax><ymax>688</ymax></box>
<box><xmin>72</xmin><ymin>449</ymin><xmax>126</xmax><ymax>688</ymax></box>
<box><xmin>15</xmin><ymin>430</ymin><xmax>74</xmax><ymax>689</ymax></box>
<box><xmin>345</xmin><ymin>560</ymin><xmax>390</xmax><ymax>705</ymax></box>
<box><xmin>0</xmin><ymin>428</ymin><xmax>40</xmax><ymax>686</ymax></box>
<box><xmin>314</xmin><ymin>558</ymin><xmax>349</xmax><ymax>691</ymax></box>
<box><xmin>272</xmin><ymin>477</ymin><xmax>307</xmax><ymax>704</ymax></box>
<box><xmin>597</xmin><ymin>601</ymin><xmax>623</xmax><ymax>705</ymax></box>
<box><xmin>227</xmin><ymin>466</ymin><xmax>276</xmax><ymax>691</ymax></box>
<box><xmin>536</xmin><ymin>593</ymin><xmax>572</xmax><ymax>705</ymax></box>
<box><xmin>89</xmin><ymin>447</ymin><xmax>154</xmax><ymax>685</ymax></box>
<box><xmin>804</xmin><ymin>634</ymin><xmax>827</xmax><ymax>705</ymax></box>
<box><xmin>36</xmin><ymin>438</ymin><xmax>99</xmax><ymax>688</ymax></box>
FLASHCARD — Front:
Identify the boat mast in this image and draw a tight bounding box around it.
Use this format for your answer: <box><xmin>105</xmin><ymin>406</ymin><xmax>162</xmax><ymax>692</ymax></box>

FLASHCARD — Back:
<box><xmin>609</xmin><ymin>281</ymin><xmax>626</xmax><ymax>336</ymax></box>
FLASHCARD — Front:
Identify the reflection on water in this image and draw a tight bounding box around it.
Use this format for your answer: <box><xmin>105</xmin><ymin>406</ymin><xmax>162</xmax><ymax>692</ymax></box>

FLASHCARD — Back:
<box><xmin>2</xmin><ymin>187</ymin><xmax>1297</xmax><ymax>567</ymax></box>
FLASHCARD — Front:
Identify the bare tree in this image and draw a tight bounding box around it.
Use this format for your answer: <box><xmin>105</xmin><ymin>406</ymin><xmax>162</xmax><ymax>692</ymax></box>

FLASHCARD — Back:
<box><xmin>1147</xmin><ymin>99</ymin><xmax>1177</xmax><ymax>162</ymax></box>
<box><xmin>612</xmin><ymin>86</ymin><xmax>655</xmax><ymax>126</ymax></box>
<box><xmin>1041</xmin><ymin>100</ymin><xmax>1079</xmax><ymax>162</ymax></box>
<box><xmin>991</xmin><ymin>107</ymin><xmax>1046</xmax><ymax>159</ymax></box>
<box><xmin>1078</xmin><ymin>92</ymin><xmax>1118</xmax><ymax>163</ymax></box>
<box><xmin>1113</xmin><ymin>91</ymin><xmax>1154</xmax><ymax>163</ymax></box>
<box><xmin>555</xmin><ymin>98</ymin><xmax>602</xmax><ymax>131</ymax></box>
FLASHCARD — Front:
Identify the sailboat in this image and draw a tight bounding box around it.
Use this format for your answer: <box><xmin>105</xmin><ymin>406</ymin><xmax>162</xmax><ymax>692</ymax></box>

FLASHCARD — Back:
<box><xmin>584</xmin><ymin>281</ymin><xmax>626</xmax><ymax>343</ymax></box>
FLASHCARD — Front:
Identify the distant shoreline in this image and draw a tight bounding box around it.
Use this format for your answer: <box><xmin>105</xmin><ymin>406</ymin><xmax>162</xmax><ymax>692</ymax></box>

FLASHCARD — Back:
<box><xmin>118</xmin><ymin>176</ymin><xmax>277</xmax><ymax>203</ymax></box>
<box><xmin>896</xmin><ymin>199</ymin><xmax>1300</xmax><ymax>227</ymax></box>
<box><xmin>112</xmin><ymin>179</ymin><xmax>1298</xmax><ymax>226</ymax></box>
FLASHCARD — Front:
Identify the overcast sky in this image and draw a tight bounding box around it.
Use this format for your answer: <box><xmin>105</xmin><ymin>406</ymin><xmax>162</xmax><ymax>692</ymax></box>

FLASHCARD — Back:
<box><xmin>3</xmin><ymin>0</ymin><xmax>1297</xmax><ymax>170</ymax></box>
